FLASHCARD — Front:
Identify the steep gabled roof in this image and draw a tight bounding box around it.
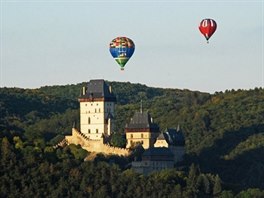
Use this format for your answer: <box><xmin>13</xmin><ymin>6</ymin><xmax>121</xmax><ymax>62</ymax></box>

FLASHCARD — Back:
<box><xmin>126</xmin><ymin>111</ymin><xmax>159</xmax><ymax>131</ymax></box>
<box><xmin>157</xmin><ymin>132</ymin><xmax>166</xmax><ymax>140</ymax></box>
<box><xmin>106</xmin><ymin>112</ymin><xmax>114</xmax><ymax>120</ymax></box>
<box><xmin>163</xmin><ymin>128</ymin><xmax>185</xmax><ymax>146</ymax></box>
<box><xmin>80</xmin><ymin>79</ymin><xmax>116</xmax><ymax>101</ymax></box>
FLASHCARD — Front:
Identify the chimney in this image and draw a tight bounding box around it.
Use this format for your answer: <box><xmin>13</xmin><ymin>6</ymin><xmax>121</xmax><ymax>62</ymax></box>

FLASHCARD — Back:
<box><xmin>82</xmin><ymin>87</ymin><xmax>86</xmax><ymax>95</ymax></box>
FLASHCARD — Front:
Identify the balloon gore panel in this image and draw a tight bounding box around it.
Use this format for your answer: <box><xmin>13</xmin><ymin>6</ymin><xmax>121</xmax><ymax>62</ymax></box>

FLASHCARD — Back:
<box><xmin>199</xmin><ymin>19</ymin><xmax>217</xmax><ymax>42</ymax></box>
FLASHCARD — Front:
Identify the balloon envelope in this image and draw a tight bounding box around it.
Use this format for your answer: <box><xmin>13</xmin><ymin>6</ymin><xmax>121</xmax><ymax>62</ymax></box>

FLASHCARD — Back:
<box><xmin>109</xmin><ymin>37</ymin><xmax>135</xmax><ymax>70</ymax></box>
<box><xmin>199</xmin><ymin>19</ymin><xmax>217</xmax><ymax>42</ymax></box>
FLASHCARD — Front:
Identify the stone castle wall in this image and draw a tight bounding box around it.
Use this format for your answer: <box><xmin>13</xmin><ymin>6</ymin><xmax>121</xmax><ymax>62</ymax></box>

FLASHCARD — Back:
<box><xmin>169</xmin><ymin>146</ymin><xmax>185</xmax><ymax>163</ymax></box>
<box><xmin>65</xmin><ymin>128</ymin><xmax>130</xmax><ymax>156</ymax></box>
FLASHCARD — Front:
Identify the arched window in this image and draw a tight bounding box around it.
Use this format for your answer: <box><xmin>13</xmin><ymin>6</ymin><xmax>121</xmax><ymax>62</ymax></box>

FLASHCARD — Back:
<box><xmin>88</xmin><ymin>117</ymin><xmax>91</xmax><ymax>124</ymax></box>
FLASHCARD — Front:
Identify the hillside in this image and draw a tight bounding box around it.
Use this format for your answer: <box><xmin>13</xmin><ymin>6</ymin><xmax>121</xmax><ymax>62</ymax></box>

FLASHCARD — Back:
<box><xmin>1</xmin><ymin>82</ymin><xmax>264</xmax><ymax>196</ymax></box>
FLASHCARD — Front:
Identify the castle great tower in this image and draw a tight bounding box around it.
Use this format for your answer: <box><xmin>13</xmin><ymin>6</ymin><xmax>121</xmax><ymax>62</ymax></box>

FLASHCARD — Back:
<box><xmin>79</xmin><ymin>79</ymin><xmax>116</xmax><ymax>140</ymax></box>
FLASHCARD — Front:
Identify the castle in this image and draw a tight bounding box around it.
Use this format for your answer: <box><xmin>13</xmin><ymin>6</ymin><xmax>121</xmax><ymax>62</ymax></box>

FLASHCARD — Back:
<box><xmin>63</xmin><ymin>79</ymin><xmax>185</xmax><ymax>170</ymax></box>
<box><xmin>64</xmin><ymin>79</ymin><xmax>130</xmax><ymax>156</ymax></box>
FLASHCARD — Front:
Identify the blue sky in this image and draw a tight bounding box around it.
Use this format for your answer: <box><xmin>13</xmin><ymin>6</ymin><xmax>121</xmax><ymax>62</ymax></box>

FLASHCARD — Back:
<box><xmin>0</xmin><ymin>1</ymin><xmax>263</xmax><ymax>93</ymax></box>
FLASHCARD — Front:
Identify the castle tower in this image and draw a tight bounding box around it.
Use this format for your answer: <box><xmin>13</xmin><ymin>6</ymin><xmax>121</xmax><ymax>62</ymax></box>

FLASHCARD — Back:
<box><xmin>79</xmin><ymin>79</ymin><xmax>116</xmax><ymax>140</ymax></box>
<box><xmin>125</xmin><ymin>111</ymin><xmax>160</xmax><ymax>149</ymax></box>
<box><xmin>154</xmin><ymin>127</ymin><xmax>185</xmax><ymax>163</ymax></box>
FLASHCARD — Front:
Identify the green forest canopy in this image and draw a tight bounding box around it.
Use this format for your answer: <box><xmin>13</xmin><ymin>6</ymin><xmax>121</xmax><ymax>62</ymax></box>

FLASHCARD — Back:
<box><xmin>1</xmin><ymin>81</ymin><xmax>264</xmax><ymax>196</ymax></box>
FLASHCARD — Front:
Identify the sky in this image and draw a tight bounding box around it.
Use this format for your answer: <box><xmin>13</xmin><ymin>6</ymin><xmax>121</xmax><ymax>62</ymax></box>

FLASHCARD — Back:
<box><xmin>0</xmin><ymin>0</ymin><xmax>263</xmax><ymax>93</ymax></box>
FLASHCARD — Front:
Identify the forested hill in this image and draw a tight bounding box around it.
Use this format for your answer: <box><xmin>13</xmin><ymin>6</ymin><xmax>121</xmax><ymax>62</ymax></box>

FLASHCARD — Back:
<box><xmin>1</xmin><ymin>81</ymin><xmax>264</xmax><ymax>196</ymax></box>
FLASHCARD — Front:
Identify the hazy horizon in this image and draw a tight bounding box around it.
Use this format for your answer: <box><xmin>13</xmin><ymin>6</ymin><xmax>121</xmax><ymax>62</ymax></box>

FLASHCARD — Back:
<box><xmin>1</xmin><ymin>1</ymin><xmax>263</xmax><ymax>93</ymax></box>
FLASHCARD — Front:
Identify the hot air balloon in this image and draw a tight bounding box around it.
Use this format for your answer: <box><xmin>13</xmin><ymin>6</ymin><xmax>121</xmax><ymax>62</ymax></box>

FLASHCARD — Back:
<box><xmin>109</xmin><ymin>37</ymin><xmax>135</xmax><ymax>70</ymax></box>
<box><xmin>199</xmin><ymin>18</ymin><xmax>217</xmax><ymax>43</ymax></box>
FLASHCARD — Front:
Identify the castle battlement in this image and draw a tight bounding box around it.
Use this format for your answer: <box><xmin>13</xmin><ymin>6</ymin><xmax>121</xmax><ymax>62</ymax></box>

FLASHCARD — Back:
<box><xmin>65</xmin><ymin>128</ymin><xmax>130</xmax><ymax>156</ymax></box>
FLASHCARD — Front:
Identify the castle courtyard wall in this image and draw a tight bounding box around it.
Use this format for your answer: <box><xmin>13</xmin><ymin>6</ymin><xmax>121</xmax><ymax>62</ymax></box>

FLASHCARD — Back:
<box><xmin>65</xmin><ymin>128</ymin><xmax>130</xmax><ymax>156</ymax></box>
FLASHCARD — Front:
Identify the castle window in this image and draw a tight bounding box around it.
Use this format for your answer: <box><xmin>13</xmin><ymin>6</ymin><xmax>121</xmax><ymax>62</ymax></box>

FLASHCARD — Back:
<box><xmin>95</xmin><ymin>109</ymin><xmax>97</xmax><ymax>113</ymax></box>
<box><xmin>131</xmin><ymin>134</ymin><xmax>133</xmax><ymax>138</ymax></box>
<box><xmin>141</xmin><ymin>134</ymin><xmax>143</xmax><ymax>138</ymax></box>
<box><xmin>99</xmin><ymin>108</ymin><xmax>100</xmax><ymax>113</ymax></box>
<box><xmin>88</xmin><ymin>117</ymin><xmax>91</xmax><ymax>124</ymax></box>
<box><xmin>96</xmin><ymin>129</ymin><xmax>98</xmax><ymax>133</ymax></box>
<box><xmin>88</xmin><ymin>129</ymin><xmax>91</xmax><ymax>134</ymax></box>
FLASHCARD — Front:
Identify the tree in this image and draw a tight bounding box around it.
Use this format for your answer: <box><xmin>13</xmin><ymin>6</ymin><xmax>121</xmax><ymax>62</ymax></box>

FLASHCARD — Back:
<box><xmin>213</xmin><ymin>174</ymin><xmax>222</xmax><ymax>196</ymax></box>
<box><xmin>186</xmin><ymin>164</ymin><xmax>200</xmax><ymax>197</ymax></box>
<box><xmin>13</xmin><ymin>136</ymin><xmax>24</xmax><ymax>150</ymax></box>
<box><xmin>110</xmin><ymin>133</ymin><xmax>126</xmax><ymax>148</ymax></box>
<box><xmin>1</xmin><ymin>137</ymin><xmax>15</xmax><ymax>165</ymax></box>
<box><xmin>1</xmin><ymin>137</ymin><xmax>11</xmax><ymax>162</ymax></box>
<box><xmin>236</xmin><ymin>188</ymin><xmax>264</xmax><ymax>198</ymax></box>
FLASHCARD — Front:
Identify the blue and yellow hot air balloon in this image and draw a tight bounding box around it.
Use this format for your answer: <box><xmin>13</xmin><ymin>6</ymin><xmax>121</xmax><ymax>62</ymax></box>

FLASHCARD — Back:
<box><xmin>109</xmin><ymin>37</ymin><xmax>135</xmax><ymax>70</ymax></box>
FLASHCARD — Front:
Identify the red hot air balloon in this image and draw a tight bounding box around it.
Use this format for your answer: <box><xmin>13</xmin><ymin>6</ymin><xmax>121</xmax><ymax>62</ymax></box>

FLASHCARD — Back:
<box><xmin>199</xmin><ymin>18</ymin><xmax>217</xmax><ymax>43</ymax></box>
